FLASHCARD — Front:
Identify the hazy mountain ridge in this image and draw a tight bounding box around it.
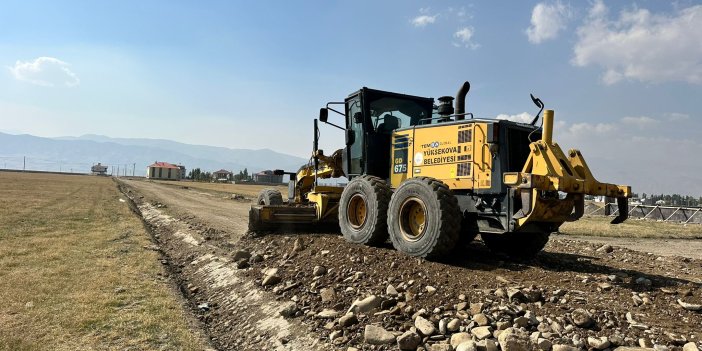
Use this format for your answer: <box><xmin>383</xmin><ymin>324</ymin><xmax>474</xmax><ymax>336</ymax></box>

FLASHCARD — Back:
<box><xmin>1</xmin><ymin>132</ymin><xmax>307</xmax><ymax>175</ymax></box>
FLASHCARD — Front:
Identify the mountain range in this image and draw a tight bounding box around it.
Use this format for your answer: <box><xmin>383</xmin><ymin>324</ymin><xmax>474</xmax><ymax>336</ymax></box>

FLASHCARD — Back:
<box><xmin>0</xmin><ymin>132</ymin><xmax>308</xmax><ymax>176</ymax></box>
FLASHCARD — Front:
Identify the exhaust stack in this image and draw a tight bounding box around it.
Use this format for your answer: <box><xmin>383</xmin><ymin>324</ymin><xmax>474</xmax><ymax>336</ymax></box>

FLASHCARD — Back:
<box><xmin>454</xmin><ymin>81</ymin><xmax>471</xmax><ymax>120</ymax></box>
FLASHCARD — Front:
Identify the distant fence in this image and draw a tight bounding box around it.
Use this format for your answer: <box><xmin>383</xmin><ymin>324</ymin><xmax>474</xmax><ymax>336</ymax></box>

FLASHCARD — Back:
<box><xmin>586</xmin><ymin>202</ymin><xmax>702</xmax><ymax>224</ymax></box>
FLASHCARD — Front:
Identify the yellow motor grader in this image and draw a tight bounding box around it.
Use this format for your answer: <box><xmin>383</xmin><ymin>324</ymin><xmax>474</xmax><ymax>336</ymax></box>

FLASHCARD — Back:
<box><xmin>249</xmin><ymin>82</ymin><xmax>630</xmax><ymax>259</ymax></box>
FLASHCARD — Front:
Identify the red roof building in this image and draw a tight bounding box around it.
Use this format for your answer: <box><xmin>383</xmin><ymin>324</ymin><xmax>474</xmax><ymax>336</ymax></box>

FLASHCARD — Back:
<box><xmin>147</xmin><ymin>161</ymin><xmax>184</xmax><ymax>180</ymax></box>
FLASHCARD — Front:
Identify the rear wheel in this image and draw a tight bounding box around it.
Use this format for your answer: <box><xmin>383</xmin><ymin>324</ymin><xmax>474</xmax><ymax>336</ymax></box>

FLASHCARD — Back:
<box><xmin>387</xmin><ymin>177</ymin><xmax>460</xmax><ymax>259</ymax></box>
<box><xmin>481</xmin><ymin>231</ymin><xmax>550</xmax><ymax>259</ymax></box>
<box><xmin>257</xmin><ymin>189</ymin><xmax>283</xmax><ymax>205</ymax></box>
<box><xmin>339</xmin><ymin>175</ymin><xmax>391</xmax><ymax>245</ymax></box>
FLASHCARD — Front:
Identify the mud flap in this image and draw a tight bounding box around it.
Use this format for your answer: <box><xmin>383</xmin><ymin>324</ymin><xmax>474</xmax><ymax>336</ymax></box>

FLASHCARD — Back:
<box><xmin>610</xmin><ymin>197</ymin><xmax>629</xmax><ymax>224</ymax></box>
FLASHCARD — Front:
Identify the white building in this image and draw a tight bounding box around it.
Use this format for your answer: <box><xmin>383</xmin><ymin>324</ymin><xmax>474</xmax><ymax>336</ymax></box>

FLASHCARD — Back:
<box><xmin>146</xmin><ymin>161</ymin><xmax>184</xmax><ymax>180</ymax></box>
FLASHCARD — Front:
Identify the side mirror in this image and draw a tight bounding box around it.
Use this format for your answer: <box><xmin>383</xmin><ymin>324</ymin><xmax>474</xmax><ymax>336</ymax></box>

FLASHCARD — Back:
<box><xmin>273</xmin><ymin>169</ymin><xmax>285</xmax><ymax>176</ymax></box>
<box><xmin>345</xmin><ymin>129</ymin><xmax>356</xmax><ymax>145</ymax></box>
<box><xmin>353</xmin><ymin>112</ymin><xmax>363</xmax><ymax>124</ymax></box>
<box><xmin>319</xmin><ymin>108</ymin><xmax>328</xmax><ymax>123</ymax></box>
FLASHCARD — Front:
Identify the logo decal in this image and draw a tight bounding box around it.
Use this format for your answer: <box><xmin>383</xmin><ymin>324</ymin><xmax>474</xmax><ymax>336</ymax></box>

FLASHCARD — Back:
<box><xmin>414</xmin><ymin>152</ymin><xmax>424</xmax><ymax>165</ymax></box>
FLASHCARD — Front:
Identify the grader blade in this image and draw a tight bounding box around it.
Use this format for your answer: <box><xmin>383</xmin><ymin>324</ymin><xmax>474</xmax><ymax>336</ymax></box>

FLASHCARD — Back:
<box><xmin>248</xmin><ymin>205</ymin><xmax>339</xmax><ymax>233</ymax></box>
<box><xmin>248</xmin><ymin>205</ymin><xmax>316</xmax><ymax>232</ymax></box>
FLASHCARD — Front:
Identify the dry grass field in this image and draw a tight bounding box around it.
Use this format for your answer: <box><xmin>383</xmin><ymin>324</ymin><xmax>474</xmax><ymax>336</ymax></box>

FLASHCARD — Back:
<box><xmin>559</xmin><ymin>215</ymin><xmax>702</xmax><ymax>239</ymax></box>
<box><xmin>0</xmin><ymin>172</ymin><xmax>207</xmax><ymax>351</ymax></box>
<box><xmin>151</xmin><ymin>179</ymin><xmax>287</xmax><ymax>198</ymax></box>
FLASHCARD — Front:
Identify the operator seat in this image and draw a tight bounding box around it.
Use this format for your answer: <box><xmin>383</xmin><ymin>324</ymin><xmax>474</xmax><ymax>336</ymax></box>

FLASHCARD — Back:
<box><xmin>377</xmin><ymin>115</ymin><xmax>399</xmax><ymax>134</ymax></box>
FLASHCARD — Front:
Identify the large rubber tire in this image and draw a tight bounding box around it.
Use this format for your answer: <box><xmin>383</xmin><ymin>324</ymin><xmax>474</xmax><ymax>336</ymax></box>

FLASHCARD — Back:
<box><xmin>481</xmin><ymin>231</ymin><xmax>550</xmax><ymax>259</ymax></box>
<box><xmin>339</xmin><ymin>175</ymin><xmax>392</xmax><ymax>245</ymax></box>
<box><xmin>257</xmin><ymin>189</ymin><xmax>283</xmax><ymax>206</ymax></box>
<box><xmin>387</xmin><ymin>177</ymin><xmax>461</xmax><ymax>259</ymax></box>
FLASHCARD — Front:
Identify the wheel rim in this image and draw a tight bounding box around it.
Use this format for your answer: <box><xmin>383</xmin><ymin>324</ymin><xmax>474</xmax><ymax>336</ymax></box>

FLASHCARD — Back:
<box><xmin>347</xmin><ymin>193</ymin><xmax>368</xmax><ymax>229</ymax></box>
<box><xmin>399</xmin><ymin>197</ymin><xmax>427</xmax><ymax>241</ymax></box>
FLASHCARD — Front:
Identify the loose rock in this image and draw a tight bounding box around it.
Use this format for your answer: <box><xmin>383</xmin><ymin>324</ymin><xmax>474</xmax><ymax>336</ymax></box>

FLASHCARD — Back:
<box><xmin>447</xmin><ymin>318</ymin><xmax>461</xmax><ymax>332</ymax></box>
<box><xmin>498</xmin><ymin>328</ymin><xmax>533</xmax><ymax>351</ymax></box>
<box><xmin>472</xmin><ymin>313</ymin><xmax>489</xmax><ymax>326</ymax></box>
<box><xmin>278</xmin><ymin>302</ymin><xmax>297</xmax><ymax>318</ymax></box>
<box><xmin>313</xmin><ymin>265</ymin><xmax>327</xmax><ymax>276</ymax></box>
<box><xmin>415</xmin><ymin>316</ymin><xmax>437</xmax><ymax>336</ymax></box>
<box><xmin>316</xmin><ymin>309</ymin><xmax>340</xmax><ymax>319</ymax></box>
<box><xmin>320</xmin><ymin>287</ymin><xmax>336</xmax><ymax>303</ymax></box>
<box><xmin>456</xmin><ymin>341</ymin><xmax>478</xmax><ymax>351</ymax></box>
<box><xmin>677</xmin><ymin>299</ymin><xmax>702</xmax><ymax>311</ymax></box>
<box><xmin>450</xmin><ymin>332</ymin><xmax>472</xmax><ymax>347</ymax></box>
<box><xmin>232</xmin><ymin>249</ymin><xmax>251</xmax><ymax>261</ymax></box>
<box><xmin>552</xmin><ymin>345</ymin><xmax>579</xmax><ymax>351</ymax></box>
<box><xmin>261</xmin><ymin>268</ymin><xmax>281</xmax><ymax>286</ymax></box>
<box><xmin>571</xmin><ymin>308</ymin><xmax>594</xmax><ymax>328</ymax></box>
<box><xmin>364</xmin><ymin>324</ymin><xmax>396</xmax><ymax>345</ymax></box>
<box><xmin>339</xmin><ymin>313</ymin><xmax>358</xmax><ymax>327</ymax></box>
<box><xmin>430</xmin><ymin>344</ymin><xmax>452</xmax><ymax>351</ymax></box>
<box><xmin>588</xmin><ymin>336</ymin><xmax>611</xmax><ymax>350</ymax></box>
<box><xmin>397</xmin><ymin>330</ymin><xmax>421</xmax><ymax>350</ymax></box>
<box><xmin>471</xmin><ymin>326</ymin><xmax>493</xmax><ymax>340</ymax></box>
<box><xmin>349</xmin><ymin>295</ymin><xmax>383</xmax><ymax>314</ymax></box>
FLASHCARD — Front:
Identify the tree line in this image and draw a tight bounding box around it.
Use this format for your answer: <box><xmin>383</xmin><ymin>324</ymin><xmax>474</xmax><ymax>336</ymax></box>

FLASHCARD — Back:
<box><xmin>634</xmin><ymin>192</ymin><xmax>702</xmax><ymax>207</ymax></box>
<box><xmin>186</xmin><ymin>168</ymin><xmax>253</xmax><ymax>182</ymax></box>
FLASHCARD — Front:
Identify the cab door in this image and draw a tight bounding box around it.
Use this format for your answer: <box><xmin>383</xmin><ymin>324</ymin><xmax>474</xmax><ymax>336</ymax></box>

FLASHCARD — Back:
<box><xmin>345</xmin><ymin>95</ymin><xmax>365</xmax><ymax>177</ymax></box>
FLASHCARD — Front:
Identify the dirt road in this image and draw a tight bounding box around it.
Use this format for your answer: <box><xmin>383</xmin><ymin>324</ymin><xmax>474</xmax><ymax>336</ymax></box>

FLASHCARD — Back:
<box><xmin>125</xmin><ymin>179</ymin><xmax>702</xmax><ymax>261</ymax></box>
<box><xmin>120</xmin><ymin>179</ymin><xmax>702</xmax><ymax>351</ymax></box>
<box><xmin>124</xmin><ymin>179</ymin><xmax>251</xmax><ymax>238</ymax></box>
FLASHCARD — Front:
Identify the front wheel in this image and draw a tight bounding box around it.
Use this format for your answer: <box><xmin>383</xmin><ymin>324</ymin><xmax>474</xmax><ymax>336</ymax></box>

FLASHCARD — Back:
<box><xmin>339</xmin><ymin>175</ymin><xmax>391</xmax><ymax>245</ymax></box>
<box><xmin>387</xmin><ymin>177</ymin><xmax>460</xmax><ymax>259</ymax></box>
<box><xmin>481</xmin><ymin>231</ymin><xmax>550</xmax><ymax>259</ymax></box>
<box><xmin>257</xmin><ymin>189</ymin><xmax>283</xmax><ymax>205</ymax></box>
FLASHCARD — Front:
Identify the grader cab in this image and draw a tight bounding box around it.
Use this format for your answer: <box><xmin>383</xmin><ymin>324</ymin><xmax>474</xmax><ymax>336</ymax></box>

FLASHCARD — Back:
<box><xmin>249</xmin><ymin>81</ymin><xmax>631</xmax><ymax>259</ymax></box>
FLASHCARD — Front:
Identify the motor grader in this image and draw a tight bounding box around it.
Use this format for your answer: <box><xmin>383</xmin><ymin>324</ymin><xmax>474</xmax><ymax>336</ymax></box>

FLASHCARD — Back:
<box><xmin>249</xmin><ymin>81</ymin><xmax>631</xmax><ymax>259</ymax></box>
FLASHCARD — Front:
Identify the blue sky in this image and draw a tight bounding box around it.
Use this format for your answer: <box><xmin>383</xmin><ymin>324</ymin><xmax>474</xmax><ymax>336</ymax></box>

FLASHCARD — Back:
<box><xmin>1</xmin><ymin>0</ymin><xmax>701</xmax><ymax>195</ymax></box>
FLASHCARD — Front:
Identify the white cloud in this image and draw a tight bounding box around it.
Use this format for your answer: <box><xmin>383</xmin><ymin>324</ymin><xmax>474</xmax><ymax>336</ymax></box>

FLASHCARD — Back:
<box><xmin>568</xmin><ymin>122</ymin><xmax>617</xmax><ymax>136</ymax></box>
<box><xmin>526</xmin><ymin>1</ymin><xmax>572</xmax><ymax>44</ymax></box>
<box><xmin>664</xmin><ymin>112</ymin><xmax>689</xmax><ymax>121</ymax></box>
<box><xmin>621</xmin><ymin>116</ymin><xmax>659</xmax><ymax>129</ymax></box>
<box><xmin>8</xmin><ymin>57</ymin><xmax>80</xmax><ymax>87</ymax></box>
<box><xmin>453</xmin><ymin>27</ymin><xmax>479</xmax><ymax>49</ymax></box>
<box><xmin>495</xmin><ymin>112</ymin><xmax>533</xmax><ymax>123</ymax></box>
<box><xmin>573</xmin><ymin>1</ymin><xmax>702</xmax><ymax>85</ymax></box>
<box><xmin>411</xmin><ymin>14</ymin><xmax>437</xmax><ymax>27</ymax></box>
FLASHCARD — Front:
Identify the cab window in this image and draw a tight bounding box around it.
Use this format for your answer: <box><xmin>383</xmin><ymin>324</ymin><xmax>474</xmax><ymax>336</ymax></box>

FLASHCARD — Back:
<box><xmin>369</xmin><ymin>97</ymin><xmax>430</xmax><ymax>134</ymax></box>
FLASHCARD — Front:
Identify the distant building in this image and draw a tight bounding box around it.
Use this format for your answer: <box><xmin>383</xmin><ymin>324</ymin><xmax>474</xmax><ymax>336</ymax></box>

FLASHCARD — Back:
<box><xmin>253</xmin><ymin>170</ymin><xmax>283</xmax><ymax>184</ymax></box>
<box><xmin>178</xmin><ymin>165</ymin><xmax>186</xmax><ymax>179</ymax></box>
<box><xmin>213</xmin><ymin>169</ymin><xmax>232</xmax><ymax>181</ymax></box>
<box><xmin>147</xmin><ymin>161</ymin><xmax>184</xmax><ymax>180</ymax></box>
<box><xmin>91</xmin><ymin>163</ymin><xmax>108</xmax><ymax>176</ymax></box>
